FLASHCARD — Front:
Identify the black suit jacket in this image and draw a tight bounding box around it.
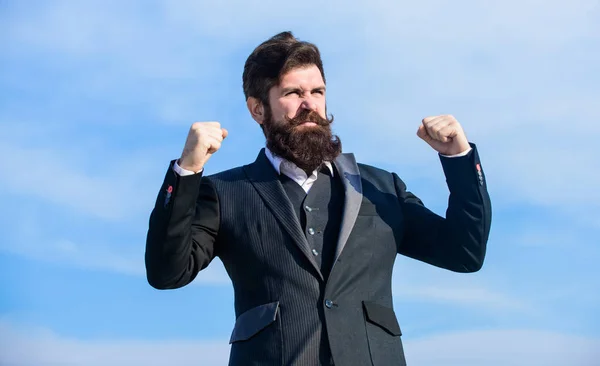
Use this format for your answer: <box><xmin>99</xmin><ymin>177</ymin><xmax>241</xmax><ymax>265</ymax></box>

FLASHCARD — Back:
<box><xmin>145</xmin><ymin>144</ymin><xmax>492</xmax><ymax>365</ymax></box>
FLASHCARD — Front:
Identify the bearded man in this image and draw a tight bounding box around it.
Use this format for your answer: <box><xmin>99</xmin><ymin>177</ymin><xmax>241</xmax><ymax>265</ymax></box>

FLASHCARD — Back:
<box><xmin>145</xmin><ymin>31</ymin><xmax>492</xmax><ymax>366</ymax></box>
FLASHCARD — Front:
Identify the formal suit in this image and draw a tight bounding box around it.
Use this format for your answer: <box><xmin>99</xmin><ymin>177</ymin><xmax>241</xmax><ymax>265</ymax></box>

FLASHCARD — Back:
<box><xmin>145</xmin><ymin>143</ymin><xmax>492</xmax><ymax>365</ymax></box>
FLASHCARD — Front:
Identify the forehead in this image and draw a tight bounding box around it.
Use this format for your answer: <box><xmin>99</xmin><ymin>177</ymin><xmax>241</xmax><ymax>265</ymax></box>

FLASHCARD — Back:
<box><xmin>279</xmin><ymin>65</ymin><xmax>324</xmax><ymax>87</ymax></box>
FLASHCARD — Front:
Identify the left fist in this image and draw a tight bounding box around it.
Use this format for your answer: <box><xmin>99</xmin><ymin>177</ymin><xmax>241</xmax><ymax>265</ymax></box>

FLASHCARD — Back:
<box><xmin>417</xmin><ymin>115</ymin><xmax>470</xmax><ymax>156</ymax></box>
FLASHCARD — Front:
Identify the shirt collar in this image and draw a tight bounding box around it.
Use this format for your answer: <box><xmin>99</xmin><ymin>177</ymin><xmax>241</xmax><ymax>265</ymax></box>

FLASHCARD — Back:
<box><xmin>265</xmin><ymin>147</ymin><xmax>334</xmax><ymax>176</ymax></box>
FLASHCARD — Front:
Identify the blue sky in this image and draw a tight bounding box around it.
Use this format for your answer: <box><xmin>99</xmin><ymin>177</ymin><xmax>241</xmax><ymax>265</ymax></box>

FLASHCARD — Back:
<box><xmin>1</xmin><ymin>0</ymin><xmax>599</xmax><ymax>365</ymax></box>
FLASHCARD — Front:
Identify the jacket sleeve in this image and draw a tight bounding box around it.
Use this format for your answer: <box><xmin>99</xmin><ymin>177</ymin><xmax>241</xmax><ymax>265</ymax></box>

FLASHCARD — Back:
<box><xmin>394</xmin><ymin>143</ymin><xmax>492</xmax><ymax>272</ymax></box>
<box><xmin>145</xmin><ymin>160</ymin><xmax>220</xmax><ymax>289</ymax></box>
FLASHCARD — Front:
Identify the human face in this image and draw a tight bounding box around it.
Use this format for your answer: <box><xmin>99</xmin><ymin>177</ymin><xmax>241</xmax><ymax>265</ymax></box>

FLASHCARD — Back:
<box><xmin>258</xmin><ymin>65</ymin><xmax>341</xmax><ymax>173</ymax></box>
<box><xmin>267</xmin><ymin>65</ymin><xmax>327</xmax><ymax>128</ymax></box>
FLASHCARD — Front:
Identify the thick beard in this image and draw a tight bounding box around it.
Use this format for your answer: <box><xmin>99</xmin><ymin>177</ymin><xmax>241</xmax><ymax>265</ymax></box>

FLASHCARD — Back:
<box><xmin>263</xmin><ymin>107</ymin><xmax>342</xmax><ymax>173</ymax></box>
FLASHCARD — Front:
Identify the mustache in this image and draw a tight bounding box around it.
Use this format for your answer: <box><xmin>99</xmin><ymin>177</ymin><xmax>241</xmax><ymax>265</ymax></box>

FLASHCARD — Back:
<box><xmin>284</xmin><ymin>109</ymin><xmax>334</xmax><ymax>127</ymax></box>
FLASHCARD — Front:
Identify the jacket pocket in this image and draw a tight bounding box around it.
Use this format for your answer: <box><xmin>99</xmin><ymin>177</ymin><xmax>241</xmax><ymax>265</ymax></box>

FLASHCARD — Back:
<box><xmin>229</xmin><ymin>301</ymin><xmax>280</xmax><ymax>343</ymax></box>
<box><xmin>362</xmin><ymin>301</ymin><xmax>406</xmax><ymax>366</ymax></box>
<box><xmin>362</xmin><ymin>301</ymin><xmax>401</xmax><ymax>336</ymax></box>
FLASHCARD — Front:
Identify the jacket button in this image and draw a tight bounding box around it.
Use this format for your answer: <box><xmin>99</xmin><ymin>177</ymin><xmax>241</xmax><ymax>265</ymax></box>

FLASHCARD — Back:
<box><xmin>325</xmin><ymin>299</ymin><xmax>333</xmax><ymax>308</ymax></box>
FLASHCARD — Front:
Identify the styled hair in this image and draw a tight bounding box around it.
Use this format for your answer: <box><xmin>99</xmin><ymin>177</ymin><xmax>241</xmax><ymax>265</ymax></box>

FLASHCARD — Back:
<box><xmin>242</xmin><ymin>31</ymin><xmax>326</xmax><ymax>105</ymax></box>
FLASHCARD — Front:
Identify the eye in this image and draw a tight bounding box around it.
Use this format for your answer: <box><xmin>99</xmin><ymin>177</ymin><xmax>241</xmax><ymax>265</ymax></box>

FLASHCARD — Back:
<box><xmin>285</xmin><ymin>90</ymin><xmax>300</xmax><ymax>96</ymax></box>
<box><xmin>313</xmin><ymin>90</ymin><xmax>325</xmax><ymax>95</ymax></box>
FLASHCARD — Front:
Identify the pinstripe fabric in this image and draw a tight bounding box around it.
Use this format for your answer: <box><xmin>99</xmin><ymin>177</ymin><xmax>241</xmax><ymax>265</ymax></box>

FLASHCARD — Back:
<box><xmin>214</xmin><ymin>156</ymin><xmax>326</xmax><ymax>365</ymax></box>
<box><xmin>210</xmin><ymin>149</ymin><xmax>404</xmax><ymax>365</ymax></box>
<box><xmin>146</xmin><ymin>145</ymin><xmax>492</xmax><ymax>366</ymax></box>
<box><xmin>279</xmin><ymin>168</ymin><xmax>344</xmax><ymax>364</ymax></box>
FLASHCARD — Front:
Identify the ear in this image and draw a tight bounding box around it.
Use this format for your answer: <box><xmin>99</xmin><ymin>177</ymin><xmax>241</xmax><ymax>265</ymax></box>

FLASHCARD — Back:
<box><xmin>246</xmin><ymin>97</ymin><xmax>265</xmax><ymax>125</ymax></box>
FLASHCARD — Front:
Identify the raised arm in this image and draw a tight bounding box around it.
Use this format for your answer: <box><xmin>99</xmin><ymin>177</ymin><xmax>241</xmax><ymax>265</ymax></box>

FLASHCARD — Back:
<box><xmin>395</xmin><ymin>145</ymin><xmax>492</xmax><ymax>272</ymax></box>
<box><xmin>395</xmin><ymin>115</ymin><xmax>492</xmax><ymax>272</ymax></box>
<box><xmin>145</xmin><ymin>164</ymin><xmax>220</xmax><ymax>289</ymax></box>
<box><xmin>145</xmin><ymin>121</ymin><xmax>227</xmax><ymax>289</ymax></box>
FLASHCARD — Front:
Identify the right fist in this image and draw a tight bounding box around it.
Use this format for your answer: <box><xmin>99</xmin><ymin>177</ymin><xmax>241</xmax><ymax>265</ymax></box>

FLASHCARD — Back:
<box><xmin>178</xmin><ymin>122</ymin><xmax>228</xmax><ymax>172</ymax></box>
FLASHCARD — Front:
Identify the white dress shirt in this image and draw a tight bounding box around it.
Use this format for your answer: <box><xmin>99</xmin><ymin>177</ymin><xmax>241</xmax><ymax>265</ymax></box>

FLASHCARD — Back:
<box><xmin>263</xmin><ymin>148</ymin><xmax>334</xmax><ymax>193</ymax></box>
<box><xmin>172</xmin><ymin>147</ymin><xmax>471</xmax><ymax>193</ymax></box>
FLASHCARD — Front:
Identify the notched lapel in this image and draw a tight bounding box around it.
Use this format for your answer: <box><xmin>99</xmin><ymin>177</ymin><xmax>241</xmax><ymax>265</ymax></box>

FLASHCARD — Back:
<box><xmin>243</xmin><ymin>149</ymin><xmax>324</xmax><ymax>281</ymax></box>
<box><xmin>333</xmin><ymin>153</ymin><xmax>363</xmax><ymax>266</ymax></box>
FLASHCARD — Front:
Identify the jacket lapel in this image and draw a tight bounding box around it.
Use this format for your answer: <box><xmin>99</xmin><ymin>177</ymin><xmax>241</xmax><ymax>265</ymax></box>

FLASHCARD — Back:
<box><xmin>332</xmin><ymin>153</ymin><xmax>363</xmax><ymax>267</ymax></box>
<box><xmin>243</xmin><ymin>149</ymin><xmax>324</xmax><ymax>281</ymax></box>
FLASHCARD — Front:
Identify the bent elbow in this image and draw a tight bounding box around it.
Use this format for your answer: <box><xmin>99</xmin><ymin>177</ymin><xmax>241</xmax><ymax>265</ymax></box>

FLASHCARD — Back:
<box><xmin>458</xmin><ymin>252</ymin><xmax>485</xmax><ymax>273</ymax></box>
<box><xmin>145</xmin><ymin>262</ymin><xmax>186</xmax><ymax>290</ymax></box>
<box><xmin>146</xmin><ymin>270</ymin><xmax>171</xmax><ymax>290</ymax></box>
<box><xmin>461</xmin><ymin>259</ymin><xmax>484</xmax><ymax>273</ymax></box>
<box><xmin>146</xmin><ymin>273</ymin><xmax>169</xmax><ymax>290</ymax></box>
<box><xmin>146</xmin><ymin>272</ymin><xmax>188</xmax><ymax>290</ymax></box>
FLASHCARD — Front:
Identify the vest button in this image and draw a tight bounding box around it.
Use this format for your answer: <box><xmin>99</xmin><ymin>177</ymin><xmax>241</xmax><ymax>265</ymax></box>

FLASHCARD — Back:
<box><xmin>312</xmin><ymin>249</ymin><xmax>319</xmax><ymax>256</ymax></box>
<box><xmin>325</xmin><ymin>300</ymin><xmax>333</xmax><ymax>308</ymax></box>
<box><xmin>305</xmin><ymin>205</ymin><xmax>313</xmax><ymax>212</ymax></box>
<box><xmin>308</xmin><ymin>228</ymin><xmax>315</xmax><ymax>235</ymax></box>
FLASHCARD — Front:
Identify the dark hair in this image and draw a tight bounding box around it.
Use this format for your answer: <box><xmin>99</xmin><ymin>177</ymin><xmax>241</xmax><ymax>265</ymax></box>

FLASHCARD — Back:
<box><xmin>242</xmin><ymin>31</ymin><xmax>326</xmax><ymax>105</ymax></box>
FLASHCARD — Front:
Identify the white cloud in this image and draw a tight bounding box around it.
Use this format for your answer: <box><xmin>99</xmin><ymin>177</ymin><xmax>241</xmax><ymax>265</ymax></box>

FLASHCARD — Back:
<box><xmin>0</xmin><ymin>201</ymin><xmax>231</xmax><ymax>286</ymax></box>
<box><xmin>5</xmin><ymin>235</ymin><xmax>231</xmax><ymax>286</ymax></box>
<box><xmin>2</xmin><ymin>238</ymin><xmax>231</xmax><ymax>287</ymax></box>
<box><xmin>1</xmin><ymin>321</ymin><xmax>598</xmax><ymax>366</ymax></box>
<box><xmin>5</xmin><ymin>0</ymin><xmax>599</xmax><ymax>212</ymax></box>
<box><xmin>364</xmin><ymin>0</ymin><xmax>598</xmax><ymax>46</ymax></box>
<box><xmin>395</xmin><ymin>283</ymin><xmax>528</xmax><ymax>312</ymax></box>
<box><xmin>0</xmin><ymin>320</ymin><xmax>231</xmax><ymax>366</ymax></box>
<box><xmin>1</xmin><ymin>0</ymin><xmax>599</xmax><ymax>329</ymax></box>
<box><xmin>485</xmin><ymin>141</ymin><xmax>600</xmax><ymax>209</ymax></box>
<box><xmin>329</xmin><ymin>0</ymin><xmax>600</xmax><ymax>212</ymax></box>
<box><xmin>391</xmin><ymin>258</ymin><xmax>537</xmax><ymax>315</ymax></box>
<box><xmin>5</xmin><ymin>0</ymin><xmax>596</xmax><ymax>212</ymax></box>
<box><xmin>404</xmin><ymin>329</ymin><xmax>600</xmax><ymax>366</ymax></box>
<box><xmin>0</xmin><ymin>139</ymin><xmax>164</xmax><ymax>220</ymax></box>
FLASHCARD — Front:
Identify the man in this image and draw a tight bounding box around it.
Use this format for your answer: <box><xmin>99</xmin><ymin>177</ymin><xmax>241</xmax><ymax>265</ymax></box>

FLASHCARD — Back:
<box><xmin>145</xmin><ymin>31</ymin><xmax>492</xmax><ymax>366</ymax></box>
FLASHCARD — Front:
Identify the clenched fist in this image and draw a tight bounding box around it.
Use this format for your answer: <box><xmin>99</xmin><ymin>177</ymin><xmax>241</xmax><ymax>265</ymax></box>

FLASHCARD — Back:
<box><xmin>178</xmin><ymin>122</ymin><xmax>228</xmax><ymax>172</ymax></box>
<box><xmin>417</xmin><ymin>115</ymin><xmax>470</xmax><ymax>156</ymax></box>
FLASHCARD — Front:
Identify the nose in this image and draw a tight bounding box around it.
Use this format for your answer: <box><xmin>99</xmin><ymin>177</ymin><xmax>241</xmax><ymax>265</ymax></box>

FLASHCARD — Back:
<box><xmin>300</xmin><ymin>97</ymin><xmax>318</xmax><ymax>111</ymax></box>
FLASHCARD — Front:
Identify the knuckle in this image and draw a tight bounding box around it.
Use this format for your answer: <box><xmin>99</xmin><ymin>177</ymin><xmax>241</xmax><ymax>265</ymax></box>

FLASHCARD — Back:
<box><xmin>192</xmin><ymin>125</ymin><xmax>205</xmax><ymax>135</ymax></box>
<box><xmin>193</xmin><ymin>121</ymin><xmax>220</xmax><ymax>129</ymax></box>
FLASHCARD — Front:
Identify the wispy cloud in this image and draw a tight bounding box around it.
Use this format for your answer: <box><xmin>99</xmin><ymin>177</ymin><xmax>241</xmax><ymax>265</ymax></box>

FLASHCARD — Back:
<box><xmin>2</xmin><ymin>320</ymin><xmax>598</xmax><ymax>366</ymax></box>
<box><xmin>1</xmin><ymin>1</ymin><xmax>599</xmax><ymax>359</ymax></box>
<box><xmin>395</xmin><ymin>283</ymin><xmax>528</xmax><ymax>312</ymax></box>
<box><xmin>0</xmin><ymin>228</ymin><xmax>231</xmax><ymax>287</ymax></box>
<box><xmin>404</xmin><ymin>329</ymin><xmax>600</xmax><ymax>366</ymax></box>
<box><xmin>319</xmin><ymin>1</ymin><xmax>600</xmax><ymax>216</ymax></box>
<box><xmin>0</xmin><ymin>201</ymin><xmax>231</xmax><ymax>286</ymax></box>
<box><xmin>0</xmin><ymin>137</ymin><xmax>167</xmax><ymax>220</ymax></box>
<box><xmin>0</xmin><ymin>320</ymin><xmax>231</xmax><ymax>366</ymax></box>
<box><xmin>3</xmin><ymin>0</ymin><xmax>599</xmax><ymax>212</ymax></box>
<box><xmin>391</xmin><ymin>258</ymin><xmax>538</xmax><ymax>316</ymax></box>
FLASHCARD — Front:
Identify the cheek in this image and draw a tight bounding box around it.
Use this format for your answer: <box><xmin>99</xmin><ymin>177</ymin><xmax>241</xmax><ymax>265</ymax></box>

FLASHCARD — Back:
<box><xmin>277</xmin><ymin>101</ymin><xmax>301</xmax><ymax>118</ymax></box>
<box><xmin>317</xmin><ymin>102</ymin><xmax>327</xmax><ymax>117</ymax></box>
